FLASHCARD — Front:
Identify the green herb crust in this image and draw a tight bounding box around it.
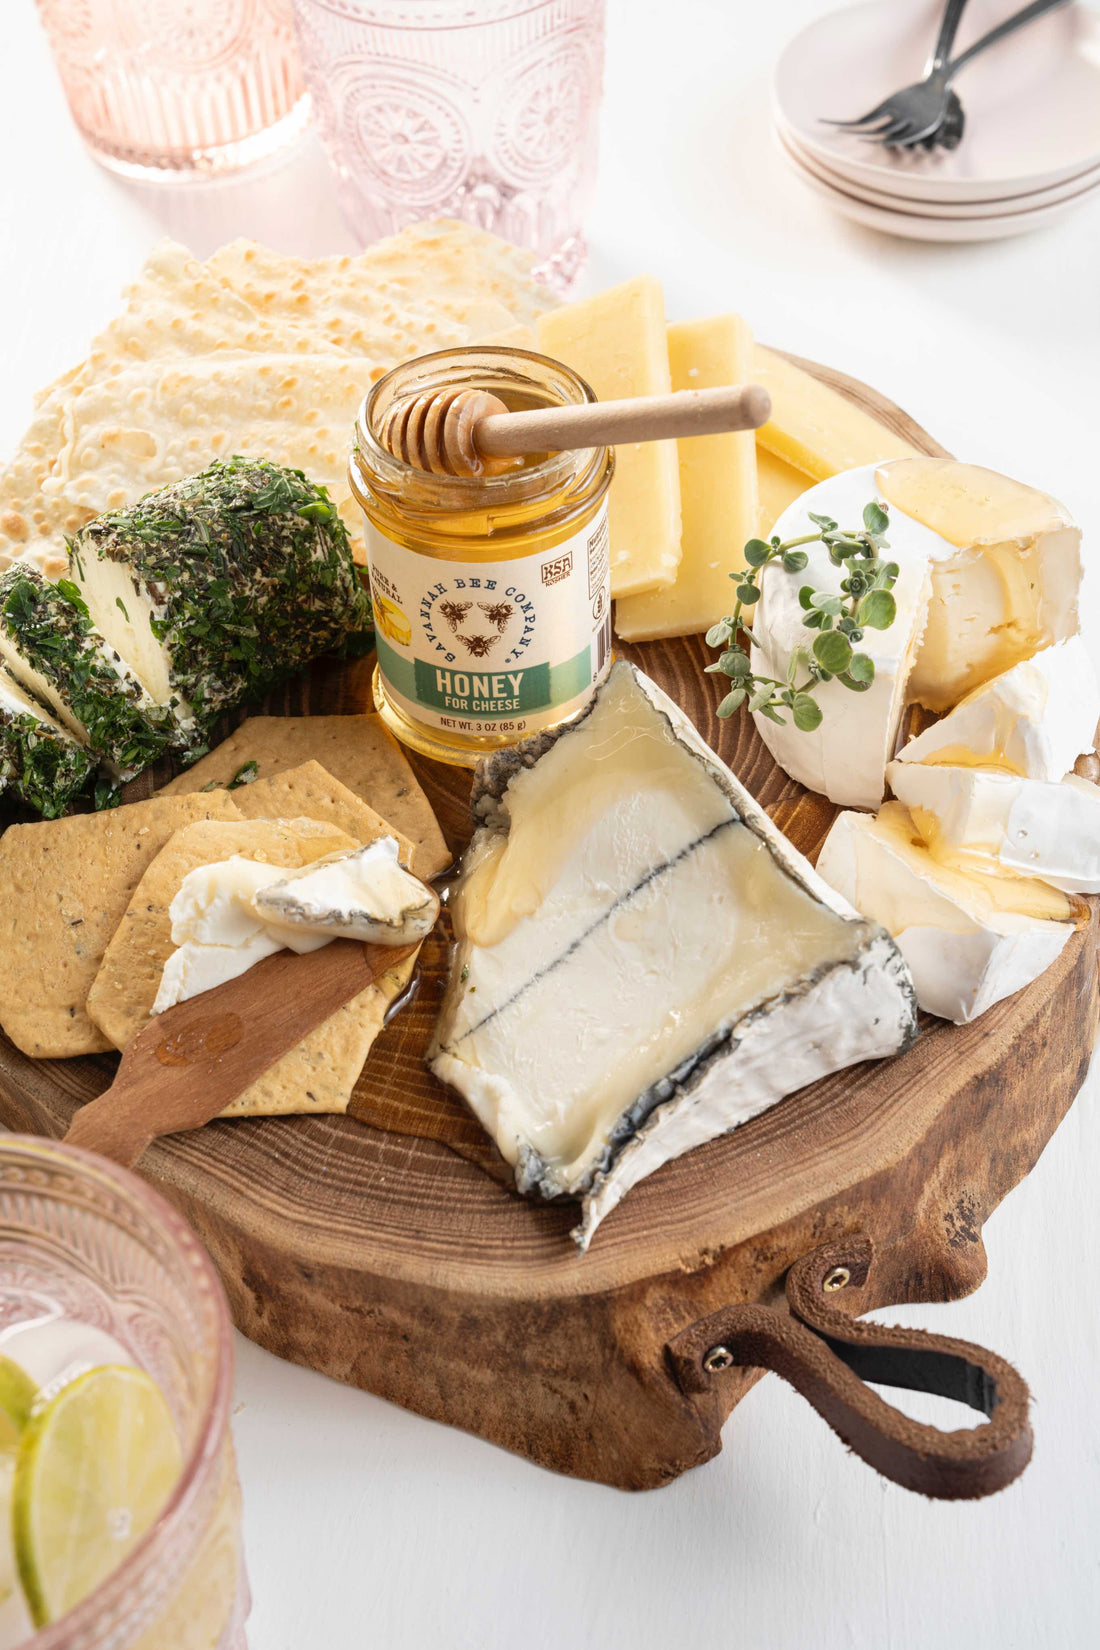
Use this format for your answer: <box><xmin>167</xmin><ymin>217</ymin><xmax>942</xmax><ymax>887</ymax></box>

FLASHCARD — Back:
<box><xmin>69</xmin><ymin>457</ymin><xmax>374</xmax><ymax>742</ymax></box>
<box><xmin>0</xmin><ymin>689</ymin><xmax>97</xmax><ymax>818</ymax></box>
<box><xmin>0</xmin><ymin>566</ymin><xmax>174</xmax><ymax>779</ymax></box>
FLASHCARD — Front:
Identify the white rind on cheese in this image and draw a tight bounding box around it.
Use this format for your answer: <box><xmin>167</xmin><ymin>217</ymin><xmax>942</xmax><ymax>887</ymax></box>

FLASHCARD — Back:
<box><xmin>430</xmin><ymin>661</ymin><xmax>917</xmax><ymax>1247</ymax></box>
<box><xmin>749</xmin><ymin>465</ymin><xmax>937</xmax><ymax>809</ymax></box>
<box><xmin>887</xmin><ymin>761</ymin><xmax>1100</xmax><ymax>895</ymax></box>
<box><xmin>878</xmin><ymin>459</ymin><xmax>1082</xmax><ymax>712</ymax></box>
<box><xmin>894</xmin><ymin>637</ymin><xmax>1099</xmax><ymax>782</ymax></box>
<box><xmin>254</xmin><ymin>839</ymin><xmax>439</xmax><ymax>944</ymax></box>
<box><xmin>816</xmin><ymin>802</ymin><xmax>1077</xmax><ymax>1024</ymax></box>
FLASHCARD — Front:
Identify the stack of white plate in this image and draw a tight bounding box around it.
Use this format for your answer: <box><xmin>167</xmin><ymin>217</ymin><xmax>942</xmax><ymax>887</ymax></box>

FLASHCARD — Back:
<box><xmin>773</xmin><ymin>0</ymin><xmax>1100</xmax><ymax>242</ymax></box>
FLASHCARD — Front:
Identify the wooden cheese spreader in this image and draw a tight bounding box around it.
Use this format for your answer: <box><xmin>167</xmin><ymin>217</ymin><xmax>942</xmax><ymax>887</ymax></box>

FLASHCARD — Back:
<box><xmin>64</xmin><ymin>940</ymin><xmax>417</xmax><ymax>1169</ymax></box>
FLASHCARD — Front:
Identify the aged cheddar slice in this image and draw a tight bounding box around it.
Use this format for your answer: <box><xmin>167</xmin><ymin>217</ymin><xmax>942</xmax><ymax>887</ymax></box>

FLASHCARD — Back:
<box><xmin>615</xmin><ymin>315</ymin><xmax>759</xmax><ymax>642</ymax></box>
<box><xmin>753</xmin><ymin>346</ymin><xmax>923</xmax><ymax>481</ymax></box>
<box><xmin>536</xmin><ymin>277</ymin><xmax>681</xmax><ymax>599</ymax></box>
<box><xmin>430</xmin><ymin>661</ymin><xmax>917</xmax><ymax>1247</ymax></box>
<box><xmin>817</xmin><ymin>802</ymin><xmax>1078</xmax><ymax>1024</ymax></box>
<box><xmin>756</xmin><ymin>445</ymin><xmax>811</xmax><ymax>537</ymax></box>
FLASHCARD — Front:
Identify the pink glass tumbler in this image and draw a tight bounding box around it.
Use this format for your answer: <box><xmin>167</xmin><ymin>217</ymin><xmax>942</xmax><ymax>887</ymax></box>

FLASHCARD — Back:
<box><xmin>291</xmin><ymin>0</ymin><xmax>607</xmax><ymax>290</ymax></box>
<box><xmin>34</xmin><ymin>0</ymin><xmax>310</xmax><ymax>178</ymax></box>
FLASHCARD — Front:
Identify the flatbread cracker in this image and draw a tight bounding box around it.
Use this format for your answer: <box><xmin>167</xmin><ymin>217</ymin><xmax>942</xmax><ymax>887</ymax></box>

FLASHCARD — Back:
<box><xmin>1</xmin><ymin>239</ymin><xmax>341</xmax><ymax>577</ymax></box>
<box><xmin>86</xmin><ymin>816</ymin><xmax>415</xmax><ymax>1118</ymax></box>
<box><xmin>0</xmin><ymin>792</ymin><xmax>240</xmax><ymax>1058</ymax></box>
<box><xmin>224</xmin><ymin>761</ymin><xmax>415</xmax><ymax>865</ymax></box>
<box><xmin>44</xmin><ymin>351</ymin><xmax>385</xmax><ymax>553</ymax></box>
<box><xmin>160</xmin><ymin>716</ymin><xmax>449</xmax><ymax>876</ymax></box>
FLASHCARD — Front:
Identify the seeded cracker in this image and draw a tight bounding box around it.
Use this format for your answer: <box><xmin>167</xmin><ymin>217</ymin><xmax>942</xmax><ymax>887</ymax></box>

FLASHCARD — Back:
<box><xmin>0</xmin><ymin>792</ymin><xmax>240</xmax><ymax>1058</ymax></box>
<box><xmin>160</xmin><ymin>717</ymin><xmax>449</xmax><ymax>877</ymax></box>
<box><xmin>220</xmin><ymin>761</ymin><xmax>416</xmax><ymax>865</ymax></box>
<box><xmin>86</xmin><ymin>817</ymin><xmax>417</xmax><ymax>1118</ymax></box>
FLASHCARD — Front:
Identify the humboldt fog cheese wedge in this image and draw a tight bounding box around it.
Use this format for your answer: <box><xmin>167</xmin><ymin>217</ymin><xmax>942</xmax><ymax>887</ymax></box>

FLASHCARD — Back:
<box><xmin>817</xmin><ymin>802</ymin><xmax>1080</xmax><ymax>1024</ymax></box>
<box><xmin>0</xmin><ymin>564</ymin><xmax>174</xmax><ymax>780</ymax></box>
<box><xmin>893</xmin><ymin>637</ymin><xmax>1099</xmax><ymax>782</ymax></box>
<box><xmin>0</xmin><ymin>668</ymin><xmax>97</xmax><ymax>817</ymax></box>
<box><xmin>887</xmin><ymin>761</ymin><xmax>1100</xmax><ymax>896</ymax></box>
<box><xmin>430</xmin><ymin>662</ymin><xmax>917</xmax><ymax>1247</ymax></box>
<box><xmin>69</xmin><ymin>458</ymin><xmax>374</xmax><ymax>747</ymax></box>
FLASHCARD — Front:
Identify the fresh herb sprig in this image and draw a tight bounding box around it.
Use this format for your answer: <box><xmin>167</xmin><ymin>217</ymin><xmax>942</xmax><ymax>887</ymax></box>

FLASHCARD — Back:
<box><xmin>704</xmin><ymin>500</ymin><xmax>897</xmax><ymax>733</ymax></box>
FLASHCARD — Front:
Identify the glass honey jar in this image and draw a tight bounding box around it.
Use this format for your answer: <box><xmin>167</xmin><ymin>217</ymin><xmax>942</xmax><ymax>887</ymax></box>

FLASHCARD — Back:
<box><xmin>349</xmin><ymin>347</ymin><xmax>614</xmax><ymax>767</ymax></box>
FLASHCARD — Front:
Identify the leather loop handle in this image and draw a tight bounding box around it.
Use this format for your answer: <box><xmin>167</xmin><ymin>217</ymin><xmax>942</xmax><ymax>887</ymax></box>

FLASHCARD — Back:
<box><xmin>666</xmin><ymin>1236</ymin><xmax>1033</xmax><ymax>1500</ymax></box>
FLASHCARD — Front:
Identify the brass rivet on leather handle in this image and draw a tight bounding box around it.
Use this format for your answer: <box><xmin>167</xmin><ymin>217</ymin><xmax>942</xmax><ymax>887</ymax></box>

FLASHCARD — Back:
<box><xmin>823</xmin><ymin>1266</ymin><xmax>851</xmax><ymax>1292</ymax></box>
<box><xmin>702</xmin><ymin>1345</ymin><xmax>736</xmax><ymax>1374</ymax></box>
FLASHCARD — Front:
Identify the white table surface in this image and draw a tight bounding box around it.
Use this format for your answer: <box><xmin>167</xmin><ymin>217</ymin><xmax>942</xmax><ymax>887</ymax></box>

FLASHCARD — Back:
<box><xmin>3</xmin><ymin>3</ymin><xmax>1099</xmax><ymax>1646</ymax></box>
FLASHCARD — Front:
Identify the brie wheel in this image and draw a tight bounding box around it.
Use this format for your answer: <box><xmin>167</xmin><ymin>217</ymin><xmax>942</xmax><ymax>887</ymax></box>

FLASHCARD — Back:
<box><xmin>751</xmin><ymin>459</ymin><xmax>1085</xmax><ymax>808</ymax></box>
<box><xmin>749</xmin><ymin>464</ymin><xmax>937</xmax><ymax>809</ymax></box>
<box><xmin>431</xmin><ymin>662</ymin><xmax>917</xmax><ymax>1247</ymax></box>
<box><xmin>887</xmin><ymin>761</ymin><xmax>1100</xmax><ymax>896</ymax></box>
<box><xmin>816</xmin><ymin>802</ymin><xmax>1078</xmax><ymax>1024</ymax></box>
<box><xmin>877</xmin><ymin>459</ymin><xmax>1082</xmax><ymax>712</ymax></box>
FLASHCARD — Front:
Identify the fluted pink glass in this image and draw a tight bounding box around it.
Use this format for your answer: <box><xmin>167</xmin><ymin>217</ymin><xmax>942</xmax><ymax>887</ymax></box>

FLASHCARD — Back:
<box><xmin>291</xmin><ymin>0</ymin><xmax>606</xmax><ymax>290</ymax></box>
<box><xmin>0</xmin><ymin>1136</ymin><xmax>248</xmax><ymax>1650</ymax></box>
<box><xmin>34</xmin><ymin>0</ymin><xmax>310</xmax><ymax>178</ymax></box>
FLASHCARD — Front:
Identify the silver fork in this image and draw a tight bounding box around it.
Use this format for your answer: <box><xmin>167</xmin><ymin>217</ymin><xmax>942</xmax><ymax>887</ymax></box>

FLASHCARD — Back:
<box><xmin>825</xmin><ymin>0</ymin><xmax>1070</xmax><ymax>151</ymax></box>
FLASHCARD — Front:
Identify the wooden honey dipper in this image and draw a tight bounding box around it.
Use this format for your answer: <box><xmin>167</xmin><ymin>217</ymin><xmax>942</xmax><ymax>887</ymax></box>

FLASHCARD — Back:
<box><xmin>377</xmin><ymin>383</ymin><xmax>772</xmax><ymax>477</ymax></box>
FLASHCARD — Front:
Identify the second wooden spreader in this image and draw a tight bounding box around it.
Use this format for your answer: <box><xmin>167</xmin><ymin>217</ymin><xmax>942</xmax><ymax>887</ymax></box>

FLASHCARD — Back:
<box><xmin>1</xmin><ymin>360</ymin><xmax>1096</xmax><ymax>1500</ymax></box>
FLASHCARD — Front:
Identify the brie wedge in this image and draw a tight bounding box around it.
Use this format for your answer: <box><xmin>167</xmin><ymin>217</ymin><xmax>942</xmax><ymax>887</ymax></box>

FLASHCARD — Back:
<box><xmin>877</xmin><ymin>459</ymin><xmax>1082</xmax><ymax>712</ymax></box>
<box><xmin>816</xmin><ymin>802</ymin><xmax>1079</xmax><ymax>1024</ymax></box>
<box><xmin>430</xmin><ymin>662</ymin><xmax>917</xmax><ymax>1247</ymax></box>
<box><xmin>253</xmin><ymin>838</ymin><xmax>440</xmax><ymax>944</ymax></box>
<box><xmin>894</xmin><ymin>637</ymin><xmax>1099</xmax><ymax>782</ymax></box>
<box><xmin>749</xmin><ymin>464</ymin><xmax>937</xmax><ymax>809</ymax></box>
<box><xmin>887</xmin><ymin>761</ymin><xmax>1100</xmax><ymax>895</ymax></box>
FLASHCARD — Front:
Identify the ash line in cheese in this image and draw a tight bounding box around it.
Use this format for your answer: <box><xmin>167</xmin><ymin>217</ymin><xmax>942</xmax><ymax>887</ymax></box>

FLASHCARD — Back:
<box><xmin>439</xmin><ymin>816</ymin><xmax>738</xmax><ymax>1048</ymax></box>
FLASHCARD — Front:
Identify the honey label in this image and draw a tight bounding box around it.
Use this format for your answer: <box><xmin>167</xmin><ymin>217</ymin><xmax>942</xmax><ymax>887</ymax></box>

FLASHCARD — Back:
<box><xmin>366</xmin><ymin>501</ymin><xmax>611</xmax><ymax>739</ymax></box>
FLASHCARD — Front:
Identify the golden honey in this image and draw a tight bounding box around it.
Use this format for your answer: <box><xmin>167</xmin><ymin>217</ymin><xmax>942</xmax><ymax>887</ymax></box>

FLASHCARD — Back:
<box><xmin>349</xmin><ymin>347</ymin><xmax>614</xmax><ymax>767</ymax></box>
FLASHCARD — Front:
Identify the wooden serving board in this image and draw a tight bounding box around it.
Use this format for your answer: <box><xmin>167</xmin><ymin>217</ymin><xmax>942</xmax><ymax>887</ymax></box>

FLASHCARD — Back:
<box><xmin>0</xmin><ymin>361</ymin><xmax>1096</xmax><ymax>1492</ymax></box>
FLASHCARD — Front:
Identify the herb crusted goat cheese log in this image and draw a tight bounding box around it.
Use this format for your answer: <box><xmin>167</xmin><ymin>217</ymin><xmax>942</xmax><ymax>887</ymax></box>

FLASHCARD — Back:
<box><xmin>0</xmin><ymin>667</ymin><xmax>97</xmax><ymax>817</ymax></box>
<box><xmin>0</xmin><ymin>564</ymin><xmax>174</xmax><ymax>781</ymax></box>
<box><xmin>68</xmin><ymin>457</ymin><xmax>375</xmax><ymax>749</ymax></box>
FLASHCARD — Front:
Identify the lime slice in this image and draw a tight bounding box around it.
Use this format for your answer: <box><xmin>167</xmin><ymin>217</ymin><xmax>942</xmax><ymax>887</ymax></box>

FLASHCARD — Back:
<box><xmin>13</xmin><ymin>1365</ymin><xmax>182</xmax><ymax>1628</ymax></box>
<box><xmin>0</xmin><ymin>1356</ymin><xmax>37</xmax><ymax>1452</ymax></box>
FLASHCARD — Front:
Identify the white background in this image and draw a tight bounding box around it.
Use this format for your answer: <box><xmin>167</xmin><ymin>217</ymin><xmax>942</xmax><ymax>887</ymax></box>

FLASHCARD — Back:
<box><xmin>2</xmin><ymin>2</ymin><xmax>1099</xmax><ymax>1646</ymax></box>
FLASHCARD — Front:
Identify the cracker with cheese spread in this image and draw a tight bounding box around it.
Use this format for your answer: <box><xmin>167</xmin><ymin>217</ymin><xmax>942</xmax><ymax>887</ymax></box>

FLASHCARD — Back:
<box><xmin>0</xmin><ymin>792</ymin><xmax>241</xmax><ymax>1058</ymax></box>
<box><xmin>161</xmin><ymin>721</ymin><xmax>449</xmax><ymax>876</ymax></box>
<box><xmin>86</xmin><ymin>816</ymin><xmax>416</xmax><ymax>1117</ymax></box>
